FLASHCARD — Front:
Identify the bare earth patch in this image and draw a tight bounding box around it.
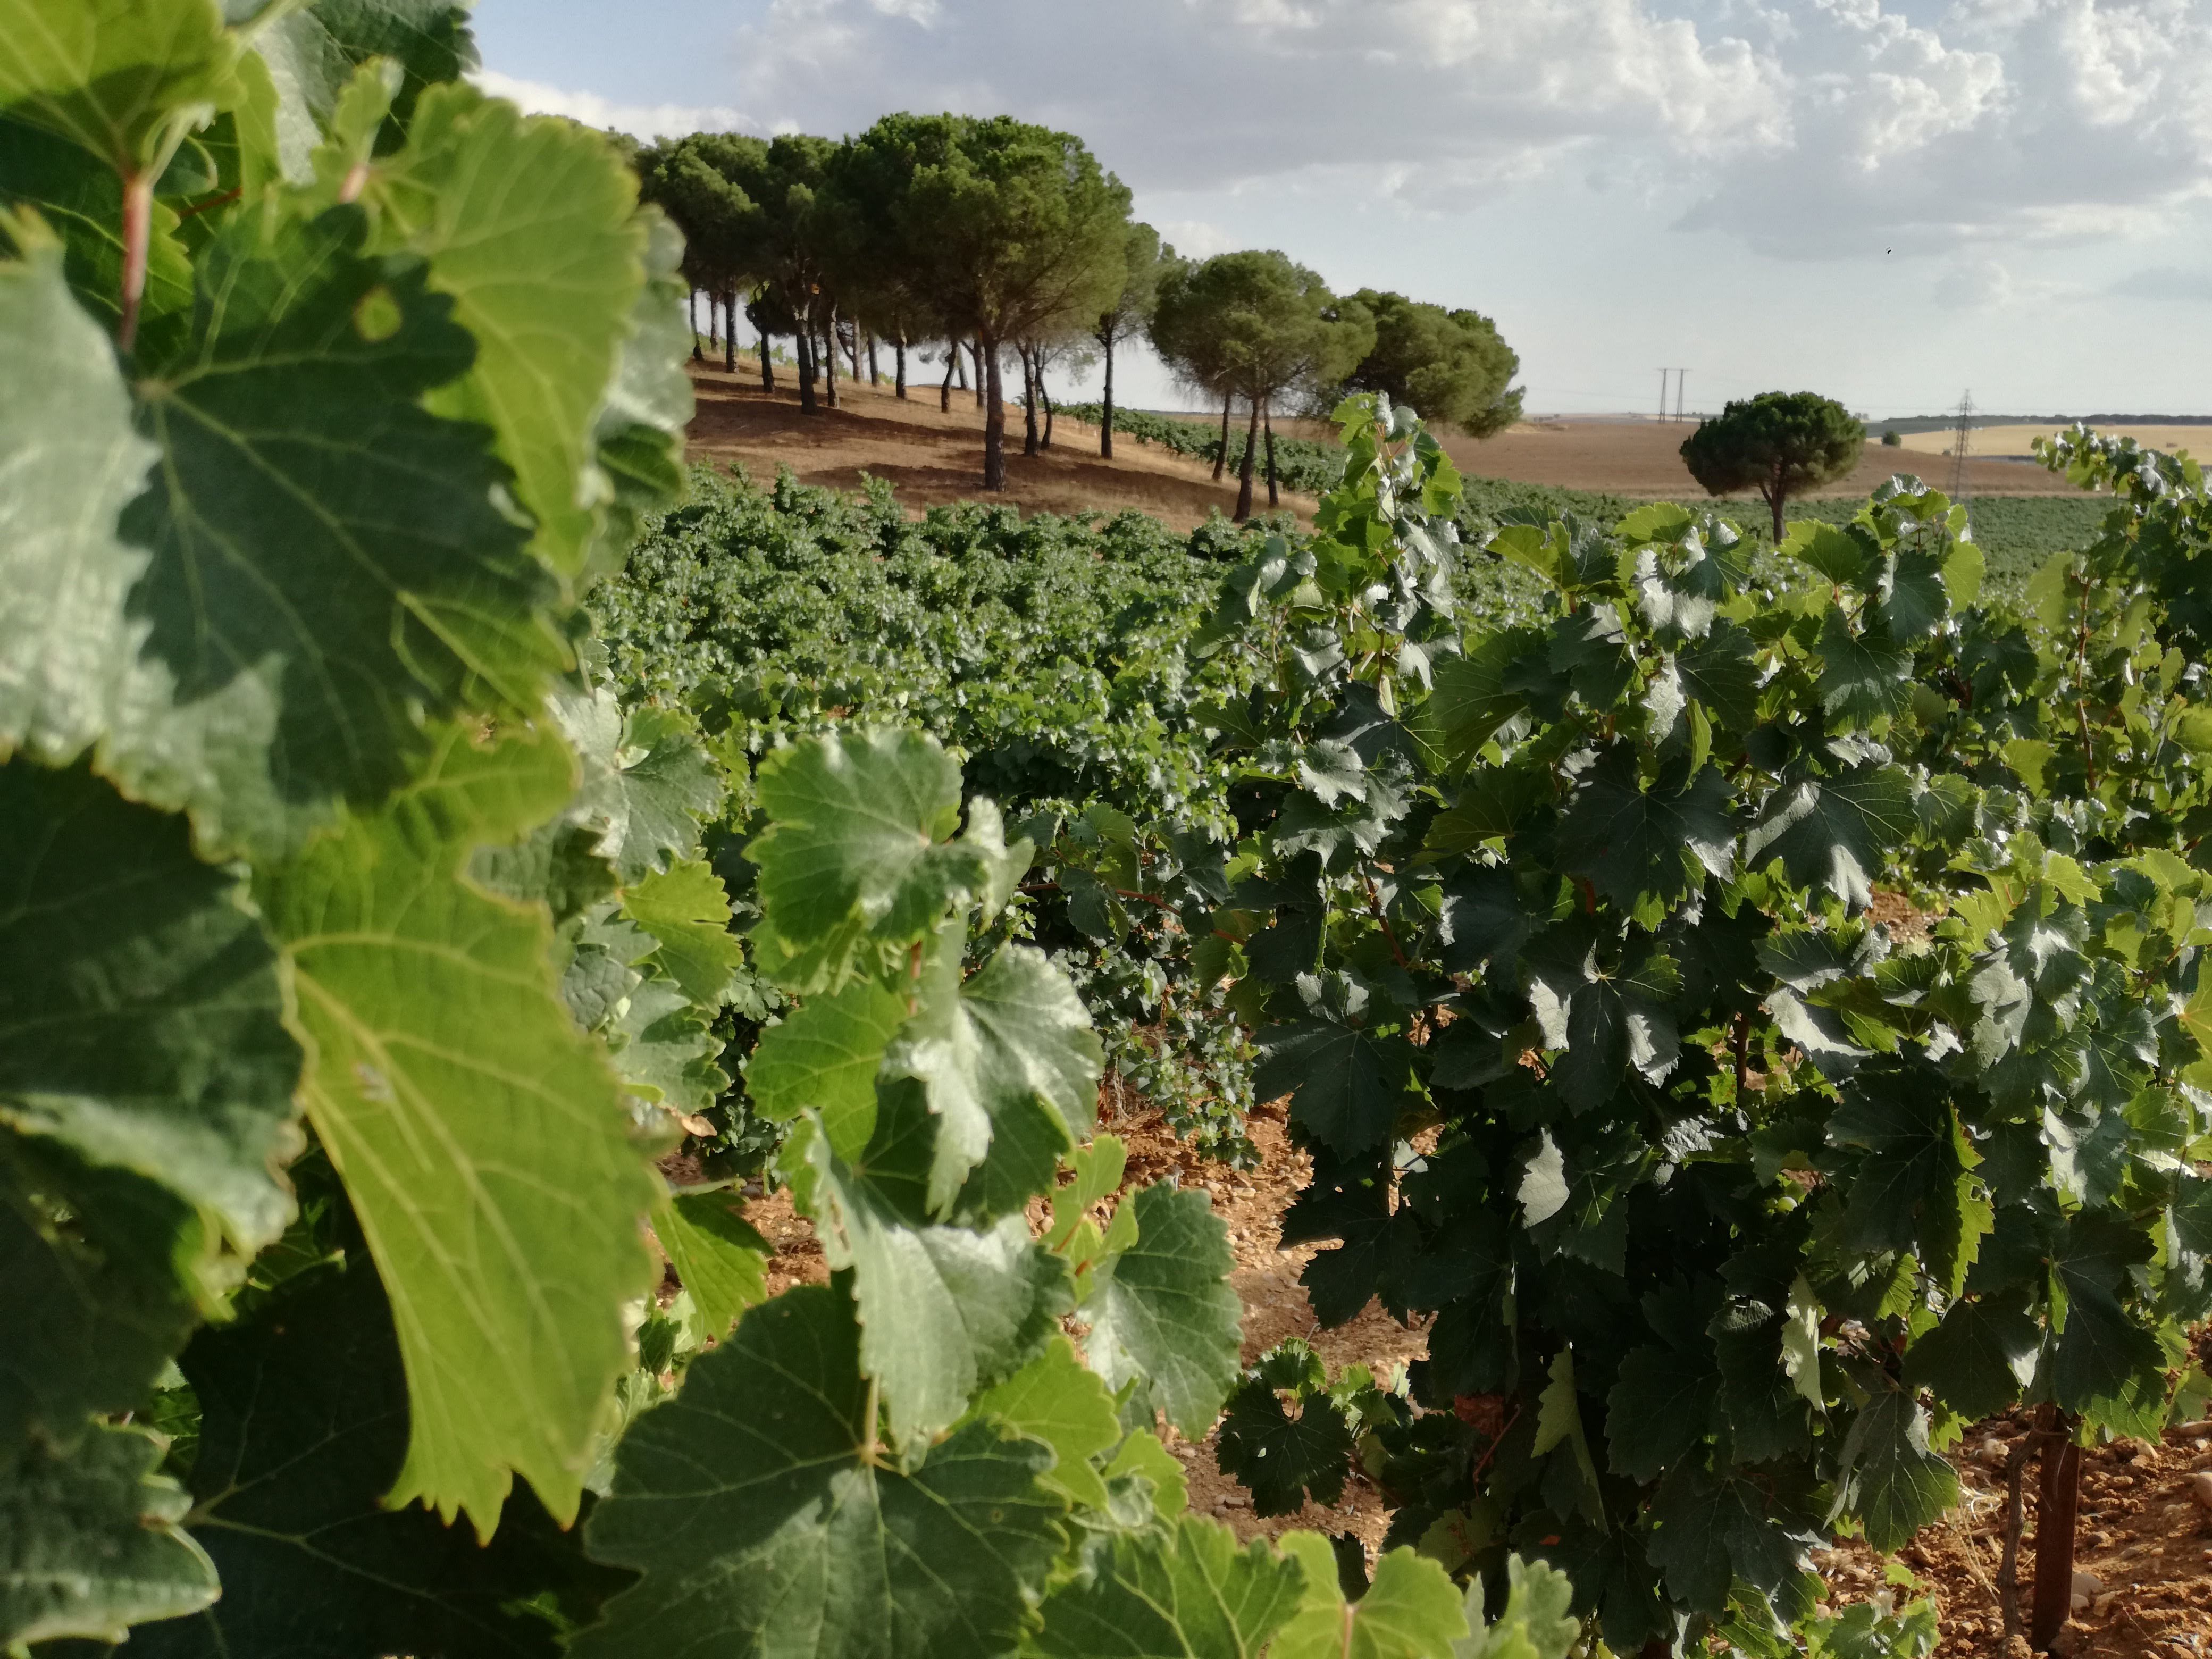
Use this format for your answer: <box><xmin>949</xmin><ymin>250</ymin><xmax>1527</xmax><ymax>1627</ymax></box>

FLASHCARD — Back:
<box><xmin>683</xmin><ymin>363</ymin><xmax>1317</xmax><ymax>531</ymax></box>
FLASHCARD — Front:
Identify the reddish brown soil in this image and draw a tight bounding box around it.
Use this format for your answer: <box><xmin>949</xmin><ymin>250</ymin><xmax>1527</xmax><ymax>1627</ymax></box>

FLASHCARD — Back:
<box><xmin>683</xmin><ymin>362</ymin><xmax>1317</xmax><ymax>531</ymax></box>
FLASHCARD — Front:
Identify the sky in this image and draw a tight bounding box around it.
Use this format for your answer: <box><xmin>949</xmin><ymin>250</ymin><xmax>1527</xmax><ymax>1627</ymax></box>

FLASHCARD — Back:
<box><xmin>470</xmin><ymin>0</ymin><xmax>2212</xmax><ymax>419</ymax></box>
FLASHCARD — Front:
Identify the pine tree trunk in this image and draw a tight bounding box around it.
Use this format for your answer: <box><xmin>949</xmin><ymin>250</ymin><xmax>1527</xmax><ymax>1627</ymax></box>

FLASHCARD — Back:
<box><xmin>1213</xmin><ymin>391</ymin><xmax>1232</xmax><ymax>481</ymax></box>
<box><xmin>895</xmin><ymin>336</ymin><xmax>907</xmax><ymax>399</ymax></box>
<box><xmin>1100</xmin><ymin>333</ymin><xmax>1115</xmax><ymax>459</ymax></box>
<box><xmin>706</xmin><ymin>291</ymin><xmax>718</xmax><ymax>352</ymax></box>
<box><xmin>1235</xmin><ymin>395</ymin><xmax>1261</xmax><ymax>520</ymax></box>
<box><xmin>982</xmin><ymin>335</ymin><xmax>1007</xmax><ymax>490</ymax></box>
<box><xmin>1264</xmin><ymin>398</ymin><xmax>1279</xmax><ymax>509</ymax></box>
<box><xmin>955</xmin><ymin>341</ymin><xmax>969</xmax><ymax>391</ymax></box>
<box><xmin>970</xmin><ymin>340</ymin><xmax>985</xmax><ymax>409</ymax></box>
<box><xmin>1040</xmin><ymin>363</ymin><xmax>1054</xmax><ymax>449</ymax></box>
<box><xmin>822</xmin><ymin>325</ymin><xmax>837</xmax><ymax>408</ymax></box>
<box><xmin>723</xmin><ymin>290</ymin><xmax>736</xmax><ymax>374</ymax></box>
<box><xmin>1021</xmin><ymin>345</ymin><xmax>1039</xmax><ymax>457</ymax></box>
<box><xmin>689</xmin><ymin>289</ymin><xmax>702</xmax><ymax>362</ymax></box>
<box><xmin>867</xmin><ymin>332</ymin><xmax>880</xmax><ymax>386</ymax></box>
<box><xmin>759</xmin><ymin>319</ymin><xmax>774</xmax><ymax>392</ymax></box>
<box><xmin>940</xmin><ymin>345</ymin><xmax>955</xmax><ymax>413</ymax></box>
<box><xmin>797</xmin><ymin>330</ymin><xmax>816</xmax><ymax>413</ymax></box>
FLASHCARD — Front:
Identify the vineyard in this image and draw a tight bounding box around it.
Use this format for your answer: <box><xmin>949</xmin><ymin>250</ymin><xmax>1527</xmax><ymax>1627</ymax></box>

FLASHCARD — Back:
<box><xmin>9</xmin><ymin>7</ymin><xmax>2212</xmax><ymax>1659</ymax></box>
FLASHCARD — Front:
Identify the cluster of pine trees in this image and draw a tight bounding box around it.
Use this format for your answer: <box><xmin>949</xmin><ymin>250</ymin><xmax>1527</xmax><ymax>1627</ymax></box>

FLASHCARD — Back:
<box><xmin>627</xmin><ymin>116</ymin><xmax>1522</xmax><ymax>513</ymax></box>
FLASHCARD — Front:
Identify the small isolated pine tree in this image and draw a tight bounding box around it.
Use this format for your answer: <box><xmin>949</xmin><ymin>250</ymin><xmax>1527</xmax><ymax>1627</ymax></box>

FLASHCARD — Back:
<box><xmin>1680</xmin><ymin>390</ymin><xmax>1864</xmax><ymax>539</ymax></box>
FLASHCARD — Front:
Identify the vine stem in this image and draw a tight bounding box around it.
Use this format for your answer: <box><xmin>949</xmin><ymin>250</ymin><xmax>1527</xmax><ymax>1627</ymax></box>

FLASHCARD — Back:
<box><xmin>1996</xmin><ymin>1423</ymin><xmax>2042</xmax><ymax>1643</ymax></box>
<box><xmin>1730</xmin><ymin>1011</ymin><xmax>1750</xmax><ymax>1101</ymax></box>
<box><xmin>1363</xmin><ymin>876</ymin><xmax>1409</xmax><ymax>970</ymax></box>
<box><xmin>117</xmin><ymin>170</ymin><xmax>153</xmax><ymax>352</ymax></box>
<box><xmin>2030</xmin><ymin>1406</ymin><xmax>2083</xmax><ymax>1651</ymax></box>
<box><xmin>858</xmin><ymin>1375</ymin><xmax>883</xmax><ymax>1468</ymax></box>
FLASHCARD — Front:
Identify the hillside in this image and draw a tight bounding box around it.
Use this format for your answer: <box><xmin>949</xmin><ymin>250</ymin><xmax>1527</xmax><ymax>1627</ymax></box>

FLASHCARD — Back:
<box><xmin>683</xmin><ymin>363</ymin><xmax>1320</xmax><ymax>529</ymax></box>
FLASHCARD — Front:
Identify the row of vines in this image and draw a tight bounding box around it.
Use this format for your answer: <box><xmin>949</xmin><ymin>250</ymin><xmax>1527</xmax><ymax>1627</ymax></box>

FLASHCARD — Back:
<box><xmin>8</xmin><ymin>5</ymin><xmax>2212</xmax><ymax>1659</ymax></box>
<box><xmin>0</xmin><ymin>4</ymin><xmax>1591</xmax><ymax>1659</ymax></box>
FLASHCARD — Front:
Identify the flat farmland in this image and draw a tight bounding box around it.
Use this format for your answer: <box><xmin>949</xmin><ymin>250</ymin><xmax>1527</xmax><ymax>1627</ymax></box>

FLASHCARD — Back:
<box><xmin>1280</xmin><ymin>413</ymin><xmax>2089</xmax><ymax>498</ymax></box>
<box><xmin>1896</xmin><ymin>422</ymin><xmax>2210</xmax><ymax>460</ymax></box>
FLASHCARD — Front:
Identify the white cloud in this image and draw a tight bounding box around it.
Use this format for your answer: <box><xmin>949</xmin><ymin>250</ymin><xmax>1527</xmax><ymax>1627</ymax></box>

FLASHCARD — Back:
<box><xmin>730</xmin><ymin>0</ymin><xmax>1788</xmax><ymax>193</ymax></box>
<box><xmin>470</xmin><ymin>69</ymin><xmax>756</xmax><ymax>141</ymax></box>
<box><xmin>1156</xmin><ymin>219</ymin><xmax>1238</xmax><ymax>259</ymax></box>
<box><xmin>2112</xmin><ymin>264</ymin><xmax>2212</xmax><ymax>301</ymax></box>
<box><xmin>694</xmin><ymin>0</ymin><xmax>2210</xmax><ymax>262</ymax></box>
<box><xmin>1674</xmin><ymin>0</ymin><xmax>2212</xmax><ymax>255</ymax></box>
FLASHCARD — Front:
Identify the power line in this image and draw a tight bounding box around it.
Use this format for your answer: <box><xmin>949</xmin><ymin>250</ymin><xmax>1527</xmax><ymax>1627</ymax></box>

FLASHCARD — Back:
<box><xmin>1657</xmin><ymin>368</ymin><xmax>1671</xmax><ymax>424</ymax></box>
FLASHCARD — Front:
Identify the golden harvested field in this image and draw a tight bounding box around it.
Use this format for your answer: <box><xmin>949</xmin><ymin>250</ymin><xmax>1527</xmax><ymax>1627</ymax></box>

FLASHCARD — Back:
<box><xmin>1896</xmin><ymin>422</ymin><xmax>2210</xmax><ymax>460</ymax></box>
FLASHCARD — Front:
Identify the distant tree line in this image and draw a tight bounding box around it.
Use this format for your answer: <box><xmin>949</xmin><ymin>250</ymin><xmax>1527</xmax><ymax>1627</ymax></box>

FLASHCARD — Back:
<box><xmin>625</xmin><ymin>116</ymin><xmax>1522</xmax><ymax>513</ymax></box>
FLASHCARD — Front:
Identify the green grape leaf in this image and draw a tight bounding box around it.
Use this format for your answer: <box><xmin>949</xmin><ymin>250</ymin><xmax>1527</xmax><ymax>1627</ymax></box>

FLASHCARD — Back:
<box><xmin>749</xmin><ymin>730</ymin><xmax>995</xmax><ymax>950</ymax></box>
<box><xmin>1524</xmin><ymin>929</ymin><xmax>1680</xmax><ymax>1112</ymax></box>
<box><xmin>364</xmin><ymin>84</ymin><xmax>649</xmax><ymax>579</ymax></box>
<box><xmin>1454</xmin><ymin>1555</ymin><xmax>1581</xmax><ymax>1659</ymax></box>
<box><xmin>1830</xmin><ymin>1384</ymin><xmax>1957</xmax><ymax>1553</ymax></box>
<box><xmin>1031</xmin><ymin>1515</ymin><xmax>1305</xmax><ymax>1659</ymax></box>
<box><xmin>1254</xmin><ymin>1019</ymin><xmax>1419</xmax><ymax>1156</ymax></box>
<box><xmin>0</xmin><ymin>0</ymin><xmax>237</xmax><ymax>172</ymax></box>
<box><xmin>555</xmin><ymin>692</ymin><xmax>724</xmax><ymax>885</ymax></box>
<box><xmin>2047</xmin><ymin>1213</ymin><xmax>2168</xmax><ymax>1434</ymax></box>
<box><xmin>0</xmin><ymin>758</ymin><xmax>300</xmax><ymax>1257</ymax></box>
<box><xmin>800</xmin><ymin>1094</ymin><xmax>1070</xmax><ymax>1447</ymax></box>
<box><xmin>970</xmin><ymin>1335</ymin><xmax>1119</xmax><ymax>1512</ymax></box>
<box><xmin>574</xmin><ymin>1284</ymin><xmax>1066</xmax><ymax>1659</ymax></box>
<box><xmin>1554</xmin><ymin>748</ymin><xmax>1734</xmax><ymax>926</ymax></box>
<box><xmin>1781</xmin><ymin>522</ymin><xmax>1872</xmax><ymax>590</ymax></box>
<box><xmin>129</xmin><ymin>1255</ymin><xmax>631</xmax><ymax>1659</ymax></box>
<box><xmin>1645</xmin><ymin>1460</ymin><xmax>1819</xmax><ymax>1622</ymax></box>
<box><xmin>1086</xmin><ymin>1182</ymin><xmax>1243</xmax><ymax>1436</ymax></box>
<box><xmin>582</xmin><ymin>206</ymin><xmax>692</xmax><ymax>577</ymax></box>
<box><xmin>622</xmin><ymin>858</ymin><xmax>744</xmax><ymax>1008</ymax></box>
<box><xmin>1604</xmin><ymin>1339</ymin><xmax>1717</xmax><ymax>1484</ymax></box>
<box><xmin>1874</xmin><ymin>547</ymin><xmax>1952</xmax><ymax>643</ymax></box>
<box><xmin>1814</xmin><ymin>611</ymin><xmax>1912</xmax><ymax>730</ymax></box>
<box><xmin>0</xmin><ymin>1135</ymin><xmax>203</xmax><ymax>1444</ymax></box>
<box><xmin>1273</xmin><ymin>1537</ymin><xmax>1468</xmax><ymax>1659</ymax></box>
<box><xmin>655</xmin><ymin>1190</ymin><xmax>768</xmax><ymax>1343</ymax></box>
<box><xmin>748</xmin><ymin>979</ymin><xmax>907</xmax><ymax>1158</ymax></box>
<box><xmin>885</xmin><ymin>929</ymin><xmax>1102</xmax><ymax>1214</ymax></box>
<box><xmin>1746</xmin><ymin>764</ymin><xmax>1914</xmax><ymax>912</ymax></box>
<box><xmin>1216</xmin><ymin>1363</ymin><xmax>1354</xmax><ymax>1516</ymax></box>
<box><xmin>607</xmin><ymin>973</ymin><xmax>723</xmax><ymax>1113</ymax></box>
<box><xmin>1828</xmin><ymin>1072</ymin><xmax>1990</xmax><ymax>1298</ymax></box>
<box><xmin>473</xmin><ymin>818</ymin><xmax>618</xmax><ymax>928</ymax></box>
<box><xmin>1903</xmin><ymin>1295</ymin><xmax>2038</xmax><ymax>1426</ymax></box>
<box><xmin>0</xmin><ymin>215</ymin><xmax>159</xmax><ymax>766</ymax></box>
<box><xmin>252</xmin><ymin>0</ymin><xmax>477</xmax><ymax>180</ymax></box>
<box><xmin>102</xmin><ymin>197</ymin><xmax>571</xmax><ymax>857</ymax></box>
<box><xmin>1530</xmin><ymin>1345</ymin><xmax>1602</xmax><ymax>1519</ymax></box>
<box><xmin>1103</xmin><ymin>1427</ymin><xmax>1188</xmax><ymax>1519</ymax></box>
<box><xmin>257</xmin><ymin>726</ymin><xmax>659</xmax><ymax>1536</ymax></box>
<box><xmin>0</xmin><ymin>1422</ymin><xmax>216</xmax><ymax>1647</ymax></box>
